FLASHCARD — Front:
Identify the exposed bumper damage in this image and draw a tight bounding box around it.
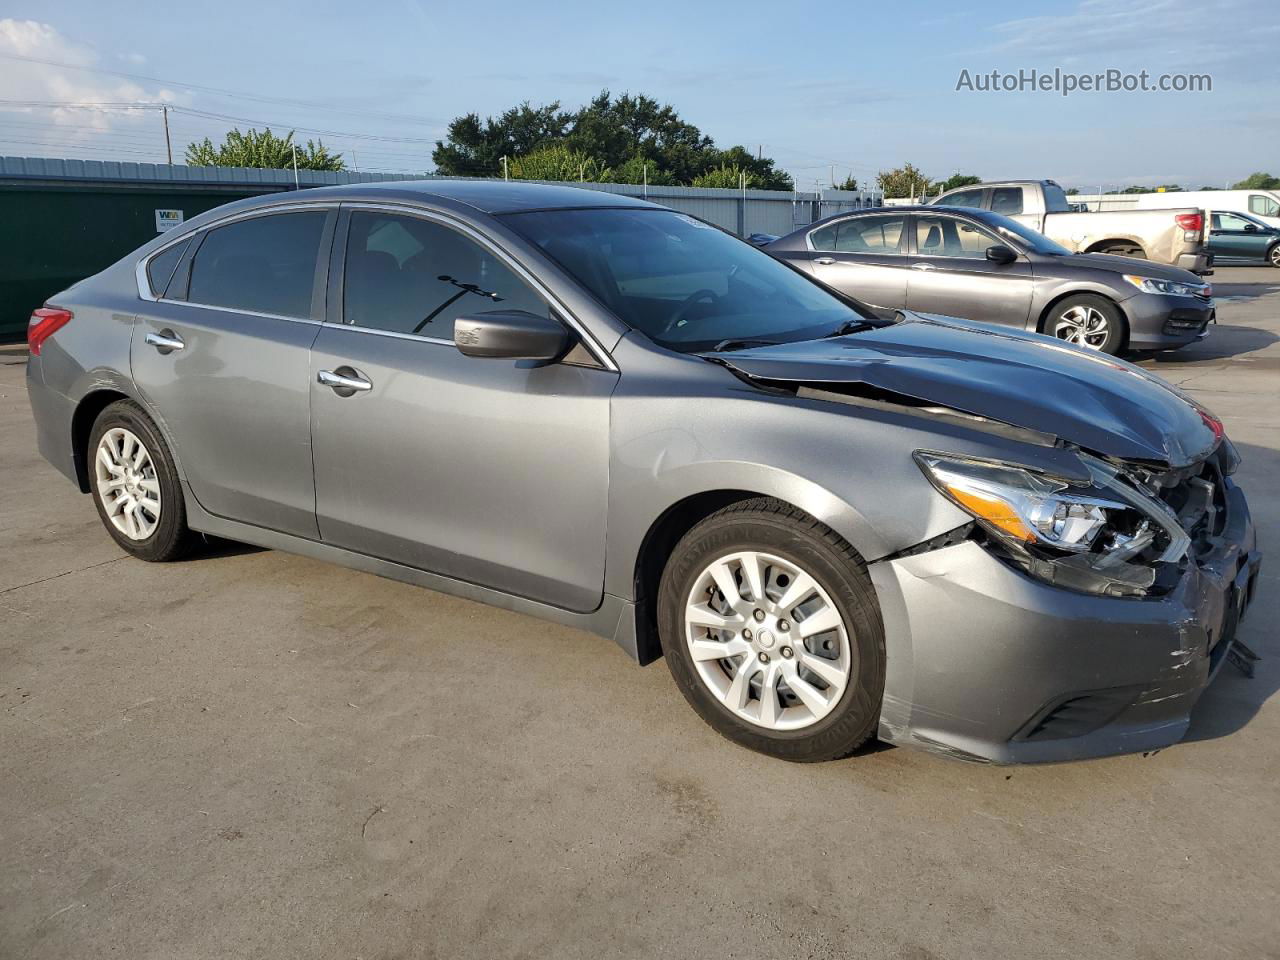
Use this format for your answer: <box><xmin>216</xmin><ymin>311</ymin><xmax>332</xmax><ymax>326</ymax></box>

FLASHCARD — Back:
<box><xmin>868</xmin><ymin>480</ymin><xmax>1259</xmax><ymax>764</ymax></box>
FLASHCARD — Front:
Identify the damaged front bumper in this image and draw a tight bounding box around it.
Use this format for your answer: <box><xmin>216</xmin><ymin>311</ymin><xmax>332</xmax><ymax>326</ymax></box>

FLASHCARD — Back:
<box><xmin>868</xmin><ymin>479</ymin><xmax>1260</xmax><ymax>764</ymax></box>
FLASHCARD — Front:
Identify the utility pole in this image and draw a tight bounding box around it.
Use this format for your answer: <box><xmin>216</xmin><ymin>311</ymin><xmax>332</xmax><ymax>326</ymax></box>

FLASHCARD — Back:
<box><xmin>643</xmin><ymin>162</ymin><xmax>648</xmax><ymax>199</ymax></box>
<box><xmin>501</xmin><ymin>155</ymin><xmax>508</xmax><ymax>181</ymax></box>
<box><xmin>351</xmin><ymin>149</ymin><xmax>359</xmax><ymax>173</ymax></box>
<box><xmin>291</xmin><ymin>144</ymin><xmax>300</xmax><ymax>190</ymax></box>
<box><xmin>162</xmin><ymin>104</ymin><xmax>172</xmax><ymax>165</ymax></box>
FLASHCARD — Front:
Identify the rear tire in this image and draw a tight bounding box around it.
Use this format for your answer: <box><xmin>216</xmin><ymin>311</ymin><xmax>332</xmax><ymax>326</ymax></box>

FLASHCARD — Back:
<box><xmin>658</xmin><ymin>498</ymin><xmax>885</xmax><ymax>762</ymax></box>
<box><xmin>88</xmin><ymin>400</ymin><xmax>196</xmax><ymax>562</ymax></box>
<box><xmin>1045</xmin><ymin>293</ymin><xmax>1127</xmax><ymax>355</ymax></box>
<box><xmin>1268</xmin><ymin>243</ymin><xmax>1280</xmax><ymax>268</ymax></box>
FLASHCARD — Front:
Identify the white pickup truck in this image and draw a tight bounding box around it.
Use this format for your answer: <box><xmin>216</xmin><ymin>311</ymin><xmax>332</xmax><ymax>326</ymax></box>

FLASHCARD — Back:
<box><xmin>931</xmin><ymin>179</ymin><xmax>1212</xmax><ymax>275</ymax></box>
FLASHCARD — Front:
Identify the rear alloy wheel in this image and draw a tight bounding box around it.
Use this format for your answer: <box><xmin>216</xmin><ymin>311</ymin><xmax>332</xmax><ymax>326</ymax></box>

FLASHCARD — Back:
<box><xmin>89</xmin><ymin>400</ymin><xmax>196</xmax><ymax>561</ymax></box>
<box><xmin>1269</xmin><ymin>243</ymin><xmax>1280</xmax><ymax>268</ymax></box>
<box><xmin>658</xmin><ymin>498</ymin><xmax>884</xmax><ymax>762</ymax></box>
<box><xmin>1049</xmin><ymin>294</ymin><xmax>1126</xmax><ymax>355</ymax></box>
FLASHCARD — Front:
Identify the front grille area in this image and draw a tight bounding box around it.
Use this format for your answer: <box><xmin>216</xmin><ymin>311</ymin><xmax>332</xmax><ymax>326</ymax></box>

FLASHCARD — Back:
<box><xmin>1016</xmin><ymin>688</ymin><xmax>1141</xmax><ymax>742</ymax></box>
<box><xmin>1150</xmin><ymin>456</ymin><xmax>1228</xmax><ymax>557</ymax></box>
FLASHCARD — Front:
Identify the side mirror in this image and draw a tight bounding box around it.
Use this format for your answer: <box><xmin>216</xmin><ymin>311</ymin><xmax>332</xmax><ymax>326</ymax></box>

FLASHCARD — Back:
<box><xmin>986</xmin><ymin>244</ymin><xmax>1018</xmax><ymax>265</ymax></box>
<box><xmin>454</xmin><ymin>310</ymin><xmax>572</xmax><ymax>362</ymax></box>
<box><xmin>1243</xmin><ymin>223</ymin><xmax>1259</xmax><ymax>233</ymax></box>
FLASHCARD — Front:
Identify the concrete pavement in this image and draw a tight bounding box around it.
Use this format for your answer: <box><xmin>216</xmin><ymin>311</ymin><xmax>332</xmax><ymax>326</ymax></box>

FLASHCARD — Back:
<box><xmin>2</xmin><ymin>268</ymin><xmax>1278</xmax><ymax>959</ymax></box>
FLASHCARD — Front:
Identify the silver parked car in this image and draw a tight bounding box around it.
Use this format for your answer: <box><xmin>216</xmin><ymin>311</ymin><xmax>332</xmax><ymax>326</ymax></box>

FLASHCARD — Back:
<box><xmin>26</xmin><ymin>181</ymin><xmax>1260</xmax><ymax>764</ymax></box>
<box><xmin>764</xmin><ymin>206</ymin><xmax>1215</xmax><ymax>354</ymax></box>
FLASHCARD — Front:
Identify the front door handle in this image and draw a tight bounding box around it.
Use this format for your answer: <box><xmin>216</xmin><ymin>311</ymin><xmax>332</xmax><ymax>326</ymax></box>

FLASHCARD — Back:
<box><xmin>144</xmin><ymin>330</ymin><xmax>185</xmax><ymax>353</ymax></box>
<box><xmin>814</xmin><ymin>256</ymin><xmax>836</xmax><ymax>265</ymax></box>
<box><xmin>317</xmin><ymin>367</ymin><xmax>373</xmax><ymax>396</ymax></box>
<box><xmin>911</xmin><ymin>262</ymin><xmax>937</xmax><ymax>271</ymax></box>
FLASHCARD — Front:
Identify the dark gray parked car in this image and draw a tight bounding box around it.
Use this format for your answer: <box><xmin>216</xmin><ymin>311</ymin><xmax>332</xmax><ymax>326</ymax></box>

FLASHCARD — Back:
<box><xmin>764</xmin><ymin>206</ymin><xmax>1215</xmax><ymax>354</ymax></box>
<box><xmin>26</xmin><ymin>181</ymin><xmax>1259</xmax><ymax>764</ymax></box>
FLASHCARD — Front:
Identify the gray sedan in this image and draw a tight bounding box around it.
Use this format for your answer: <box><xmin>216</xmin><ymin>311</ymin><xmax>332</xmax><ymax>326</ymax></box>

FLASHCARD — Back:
<box><xmin>26</xmin><ymin>181</ymin><xmax>1258</xmax><ymax>764</ymax></box>
<box><xmin>764</xmin><ymin>206</ymin><xmax>1215</xmax><ymax>354</ymax></box>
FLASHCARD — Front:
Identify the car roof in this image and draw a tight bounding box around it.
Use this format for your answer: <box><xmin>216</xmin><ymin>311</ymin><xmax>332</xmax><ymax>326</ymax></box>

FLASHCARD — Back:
<box><xmin>245</xmin><ymin>178</ymin><xmax>657</xmax><ymax>215</ymax></box>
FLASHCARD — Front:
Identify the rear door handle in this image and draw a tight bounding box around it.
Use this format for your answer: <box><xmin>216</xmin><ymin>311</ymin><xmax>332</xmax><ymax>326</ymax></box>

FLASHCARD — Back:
<box><xmin>317</xmin><ymin>367</ymin><xmax>372</xmax><ymax>396</ymax></box>
<box><xmin>911</xmin><ymin>262</ymin><xmax>937</xmax><ymax>271</ymax></box>
<box><xmin>144</xmin><ymin>330</ymin><xmax>184</xmax><ymax>353</ymax></box>
<box><xmin>813</xmin><ymin>257</ymin><xmax>836</xmax><ymax>265</ymax></box>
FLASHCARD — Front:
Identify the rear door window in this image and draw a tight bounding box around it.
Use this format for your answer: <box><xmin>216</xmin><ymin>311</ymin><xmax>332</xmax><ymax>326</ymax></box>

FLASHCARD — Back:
<box><xmin>940</xmin><ymin>188</ymin><xmax>985</xmax><ymax>209</ymax></box>
<box><xmin>187</xmin><ymin>212</ymin><xmax>327</xmax><ymax>318</ymax></box>
<box><xmin>990</xmin><ymin>187</ymin><xmax>1024</xmax><ymax>216</ymax></box>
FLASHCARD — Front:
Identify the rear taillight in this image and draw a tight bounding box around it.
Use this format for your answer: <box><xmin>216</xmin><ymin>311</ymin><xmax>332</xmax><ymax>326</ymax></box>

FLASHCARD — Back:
<box><xmin>1174</xmin><ymin>212</ymin><xmax>1204</xmax><ymax>233</ymax></box>
<box><xmin>28</xmin><ymin>307</ymin><xmax>72</xmax><ymax>356</ymax></box>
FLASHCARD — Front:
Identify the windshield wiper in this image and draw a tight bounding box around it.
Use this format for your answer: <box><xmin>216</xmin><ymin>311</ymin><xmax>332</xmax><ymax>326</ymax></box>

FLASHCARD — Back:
<box><xmin>711</xmin><ymin>338</ymin><xmax>780</xmax><ymax>352</ymax></box>
<box><xmin>823</xmin><ymin>318</ymin><xmax>887</xmax><ymax>338</ymax></box>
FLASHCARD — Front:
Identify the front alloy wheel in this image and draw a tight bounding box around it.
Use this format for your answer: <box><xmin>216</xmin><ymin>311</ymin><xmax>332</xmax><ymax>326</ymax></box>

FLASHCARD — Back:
<box><xmin>658</xmin><ymin>498</ymin><xmax>885</xmax><ymax>762</ymax></box>
<box><xmin>1053</xmin><ymin>304</ymin><xmax>1111</xmax><ymax>349</ymax></box>
<box><xmin>684</xmin><ymin>550</ymin><xmax>852</xmax><ymax>731</ymax></box>
<box><xmin>1048</xmin><ymin>294</ymin><xmax>1125</xmax><ymax>355</ymax></box>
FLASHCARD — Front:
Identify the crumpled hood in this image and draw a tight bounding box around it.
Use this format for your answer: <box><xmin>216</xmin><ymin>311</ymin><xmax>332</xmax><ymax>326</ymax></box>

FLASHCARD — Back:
<box><xmin>714</xmin><ymin>313</ymin><xmax>1217</xmax><ymax>467</ymax></box>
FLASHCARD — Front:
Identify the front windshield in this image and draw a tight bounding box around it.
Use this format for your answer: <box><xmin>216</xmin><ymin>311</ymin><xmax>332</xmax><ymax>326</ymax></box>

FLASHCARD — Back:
<box><xmin>982</xmin><ymin>211</ymin><xmax>1073</xmax><ymax>256</ymax></box>
<box><xmin>502</xmin><ymin>207</ymin><xmax>875</xmax><ymax>352</ymax></box>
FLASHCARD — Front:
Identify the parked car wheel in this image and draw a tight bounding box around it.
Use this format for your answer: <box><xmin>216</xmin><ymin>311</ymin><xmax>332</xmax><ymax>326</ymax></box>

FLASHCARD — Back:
<box><xmin>1268</xmin><ymin>243</ymin><xmax>1280</xmax><ymax>268</ymax></box>
<box><xmin>1047</xmin><ymin>294</ymin><xmax>1127</xmax><ymax>354</ymax></box>
<box><xmin>89</xmin><ymin>400</ymin><xmax>196</xmax><ymax>561</ymax></box>
<box><xmin>658</xmin><ymin>498</ymin><xmax>885</xmax><ymax>762</ymax></box>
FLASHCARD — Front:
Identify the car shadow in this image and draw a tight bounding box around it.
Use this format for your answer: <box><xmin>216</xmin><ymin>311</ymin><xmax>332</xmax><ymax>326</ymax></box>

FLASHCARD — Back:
<box><xmin>180</xmin><ymin>534</ymin><xmax>266</xmax><ymax>562</ymax></box>
<box><xmin>1128</xmin><ymin>322</ymin><xmax>1280</xmax><ymax>364</ymax></box>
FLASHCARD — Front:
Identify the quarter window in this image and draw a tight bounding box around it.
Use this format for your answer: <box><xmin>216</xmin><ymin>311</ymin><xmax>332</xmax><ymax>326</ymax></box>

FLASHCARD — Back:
<box><xmin>343</xmin><ymin>211</ymin><xmax>550</xmax><ymax>339</ymax></box>
<box><xmin>915</xmin><ymin>216</ymin><xmax>999</xmax><ymax>259</ymax></box>
<box><xmin>187</xmin><ymin>212</ymin><xmax>326</xmax><ymax>318</ymax></box>
<box><xmin>146</xmin><ymin>238</ymin><xmax>190</xmax><ymax>297</ymax></box>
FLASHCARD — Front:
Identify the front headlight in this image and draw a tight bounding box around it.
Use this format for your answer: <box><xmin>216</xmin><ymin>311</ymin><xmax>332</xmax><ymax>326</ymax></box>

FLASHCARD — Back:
<box><xmin>915</xmin><ymin>452</ymin><xmax>1190</xmax><ymax>597</ymax></box>
<box><xmin>1122</xmin><ymin>274</ymin><xmax>1210</xmax><ymax>297</ymax></box>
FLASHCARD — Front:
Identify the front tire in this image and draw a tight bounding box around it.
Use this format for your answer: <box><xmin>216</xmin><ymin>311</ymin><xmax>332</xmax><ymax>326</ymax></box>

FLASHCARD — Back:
<box><xmin>1047</xmin><ymin>293</ymin><xmax>1127</xmax><ymax>354</ymax></box>
<box><xmin>1268</xmin><ymin>243</ymin><xmax>1280</xmax><ymax>268</ymax></box>
<box><xmin>658</xmin><ymin>498</ymin><xmax>885</xmax><ymax>762</ymax></box>
<box><xmin>89</xmin><ymin>400</ymin><xmax>196</xmax><ymax>561</ymax></box>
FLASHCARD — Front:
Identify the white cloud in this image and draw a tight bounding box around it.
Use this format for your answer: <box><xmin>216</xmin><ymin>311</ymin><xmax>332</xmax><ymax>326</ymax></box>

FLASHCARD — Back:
<box><xmin>0</xmin><ymin>19</ymin><xmax>179</xmax><ymax>154</ymax></box>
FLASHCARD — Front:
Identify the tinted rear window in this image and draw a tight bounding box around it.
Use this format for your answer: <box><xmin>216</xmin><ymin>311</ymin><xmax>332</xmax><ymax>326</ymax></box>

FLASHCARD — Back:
<box><xmin>146</xmin><ymin>238</ymin><xmax>190</xmax><ymax>297</ymax></box>
<box><xmin>187</xmin><ymin>212</ymin><xmax>326</xmax><ymax>318</ymax></box>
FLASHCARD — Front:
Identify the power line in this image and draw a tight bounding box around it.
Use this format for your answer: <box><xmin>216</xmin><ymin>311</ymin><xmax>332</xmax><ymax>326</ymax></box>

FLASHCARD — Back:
<box><xmin>0</xmin><ymin>51</ymin><xmax>448</xmax><ymax>127</ymax></box>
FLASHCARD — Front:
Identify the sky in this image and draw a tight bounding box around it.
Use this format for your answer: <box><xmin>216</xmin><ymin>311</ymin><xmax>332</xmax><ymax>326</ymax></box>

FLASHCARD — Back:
<box><xmin>0</xmin><ymin>0</ymin><xmax>1276</xmax><ymax>192</ymax></box>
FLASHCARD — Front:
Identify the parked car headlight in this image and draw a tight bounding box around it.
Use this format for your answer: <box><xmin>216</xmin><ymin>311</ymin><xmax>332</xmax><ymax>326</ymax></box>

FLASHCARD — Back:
<box><xmin>914</xmin><ymin>452</ymin><xmax>1190</xmax><ymax>597</ymax></box>
<box><xmin>1122</xmin><ymin>274</ymin><xmax>1210</xmax><ymax>297</ymax></box>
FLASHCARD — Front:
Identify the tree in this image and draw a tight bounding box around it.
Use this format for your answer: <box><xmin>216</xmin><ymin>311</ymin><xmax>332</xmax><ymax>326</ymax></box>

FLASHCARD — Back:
<box><xmin>508</xmin><ymin>144</ymin><xmax>610</xmax><ymax>182</ymax></box>
<box><xmin>1065</xmin><ymin>187</ymin><xmax>1080</xmax><ymax>195</ymax></box>
<box><xmin>877</xmin><ymin>163</ymin><xmax>931</xmax><ymax>198</ymax></box>
<box><xmin>185</xmin><ymin>127</ymin><xmax>344</xmax><ymax>171</ymax></box>
<box><xmin>610</xmin><ymin>155</ymin><xmax>677</xmax><ymax>186</ymax></box>
<box><xmin>1232</xmin><ymin>172</ymin><xmax>1280</xmax><ymax>190</ymax></box>
<box><xmin>833</xmin><ymin>175</ymin><xmax>859</xmax><ymax>191</ymax></box>
<box><xmin>432</xmin><ymin>91</ymin><xmax>792</xmax><ymax>190</ymax></box>
<box><xmin>432</xmin><ymin>102</ymin><xmax>571</xmax><ymax>177</ymax></box>
<box><xmin>691</xmin><ymin>164</ymin><xmax>755</xmax><ymax>189</ymax></box>
<box><xmin>931</xmin><ymin>173</ymin><xmax>982</xmax><ymax>194</ymax></box>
